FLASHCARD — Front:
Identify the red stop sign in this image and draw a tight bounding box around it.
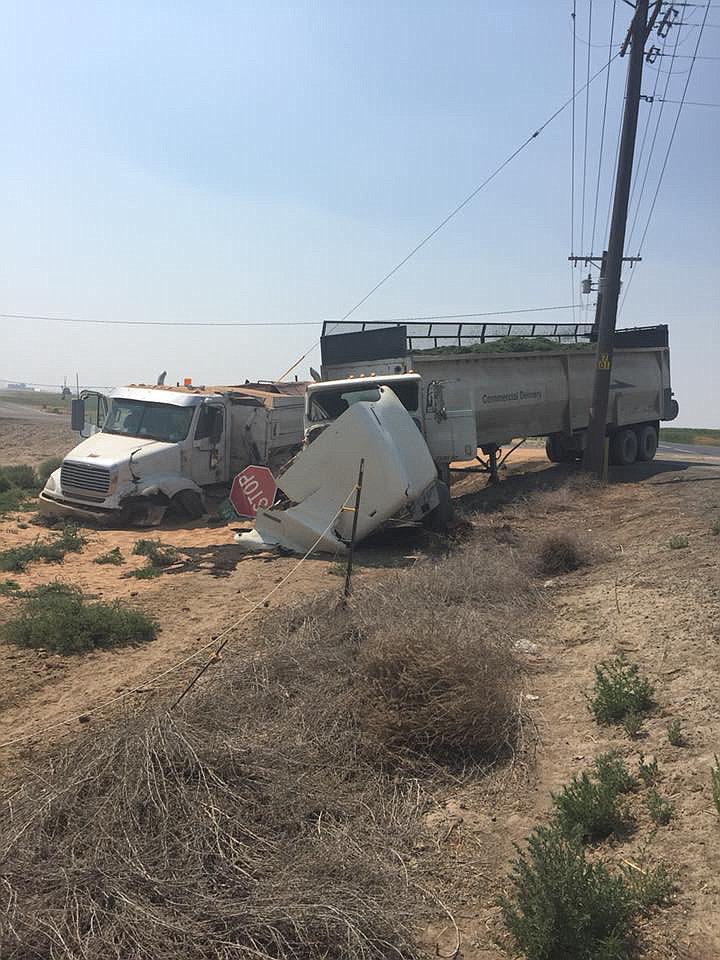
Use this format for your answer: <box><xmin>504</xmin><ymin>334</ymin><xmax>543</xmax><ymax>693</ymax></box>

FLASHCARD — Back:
<box><xmin>230</xmin><ymin>465</ymin><xmax>277</xmax><ymax>518</ymax></box>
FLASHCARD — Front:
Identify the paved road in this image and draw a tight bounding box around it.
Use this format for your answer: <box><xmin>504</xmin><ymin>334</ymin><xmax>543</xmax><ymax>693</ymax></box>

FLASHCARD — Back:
<box><xmin>0</xmin><ymin>400</ymin><xmax>67</xmax><ymax>422</ymax></box>
<box><xmin>659</xmin><ymin>441</ymin><xmax>720</xmax><ymax>461</ymax></box>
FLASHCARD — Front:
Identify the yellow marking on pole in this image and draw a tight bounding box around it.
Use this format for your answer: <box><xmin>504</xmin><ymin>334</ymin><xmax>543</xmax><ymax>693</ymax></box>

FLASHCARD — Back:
<box><xmin>598</xmin><ymin>353</ymin><xmax>610</xmax><ymax>370</ymax></box>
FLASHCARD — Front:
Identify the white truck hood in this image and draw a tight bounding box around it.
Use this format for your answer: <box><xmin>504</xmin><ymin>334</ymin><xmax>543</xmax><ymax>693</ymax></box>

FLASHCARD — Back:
<box><xmin>63</xmin><ymin>432</ymin><xmax>170</xmax><ymax>466</ymax></box>
<box><xmin>244</xmin><ymin>387</ymin><xmax>437</xmax><ymax>555</ymax></box>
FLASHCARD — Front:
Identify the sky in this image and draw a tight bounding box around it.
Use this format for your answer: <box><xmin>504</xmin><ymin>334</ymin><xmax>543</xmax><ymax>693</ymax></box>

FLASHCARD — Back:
<box><xmin>1</xmin><ymin>1</ymin><xmax>718</xmax><ymax>426</ymax></box>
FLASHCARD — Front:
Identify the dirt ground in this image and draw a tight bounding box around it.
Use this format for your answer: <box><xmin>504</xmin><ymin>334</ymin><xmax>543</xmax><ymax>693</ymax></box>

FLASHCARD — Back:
<box><xmin>1</xmin><ymin>415</ymin><xmax>719</xmax><ymax>958</ymax></box>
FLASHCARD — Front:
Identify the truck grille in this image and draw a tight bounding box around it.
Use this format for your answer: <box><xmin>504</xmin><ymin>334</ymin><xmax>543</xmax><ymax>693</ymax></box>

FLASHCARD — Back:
<box><xmin>61</xmin><ymin>460</ymin><xmax>111</xmax><ymax>495</ymax></box>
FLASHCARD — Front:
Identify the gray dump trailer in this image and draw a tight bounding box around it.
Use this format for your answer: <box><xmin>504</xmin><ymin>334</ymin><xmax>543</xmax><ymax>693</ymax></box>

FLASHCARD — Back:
<box><xmin>313</xmin><ymin>322</ymin><xmax>678</xmax><ymax>476</ymax></box>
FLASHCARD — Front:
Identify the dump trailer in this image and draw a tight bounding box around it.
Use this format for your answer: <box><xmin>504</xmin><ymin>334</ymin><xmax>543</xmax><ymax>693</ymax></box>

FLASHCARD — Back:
<box><xmin>313</xmin><ymin>322</ymin><xmax>678</xmax><ymax>479</ymax></box>
<box><xmin>238</xmin><ymin>321</ymin><xmax>678</xmax><ymax>555</ymax></box>
<box><xmin>39</xmin><ymin>381</ymin><xmax>306</xmax><ymax>525</ymax></box>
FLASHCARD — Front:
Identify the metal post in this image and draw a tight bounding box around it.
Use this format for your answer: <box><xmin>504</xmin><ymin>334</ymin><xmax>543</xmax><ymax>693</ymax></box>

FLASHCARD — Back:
<box><xmin>583</xmin><ymin>0</ymin><xmax>652</xmax><ymax>478</ymax></box>
<box><xmin>343</xmin><ymin>458</ymin><xmax>365</xmax><ymax>598</ymax></box>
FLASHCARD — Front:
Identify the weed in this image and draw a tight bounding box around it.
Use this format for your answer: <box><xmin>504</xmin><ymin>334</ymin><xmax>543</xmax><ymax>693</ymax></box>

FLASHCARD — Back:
<box><xmin>0</xmin><ymin>578</ymin><xmax>21</xmax><ymax>596</ymax></box>
<box><xmin>327</xmin><ymin>561</ymin><xmax>346</xmax><ymax>577</ymax></box>
<box><xmin>711</xmin><ymin>519</ymin><xmax>720</xmax><ymax>537</ymax></box>
<box><xmin>552</xmin><ymin>771</ymin><xmax>627</xmax><ymax>843</ymax></box>
<box><xmin>94</xmin><ymin>547</ymin><xmax>125</xmax><ymax>566</ymax></box>
<box><xmin>623</xmin><ymin>712</ymin><xmax>644</xmax><ymax>739</ymax></box>
<box><xmin>0</xmin><ymin>523</ymin><xmax>86</xmax><ymax>573</ymax></box>
<box><xmin>668</xmin><ymin>535</ymin><xmax>689</xmax><ymax>550</ymax></box>
<box><xmin>646</xmin><ymin>789</ymin><xmax>674</xmax><ymax>826</ymax></box>
<box><xmin>0</xmin><ymin>487</ymin><xmax>32</xmax><ymax>517</ymax></box>
<box><xmin>667</xmin><ymin>718</ymin><xmax>685</xmax><ymax>747</ymax></box>
<box><xmin>500</xmin><ymin>824</ymin><xmax>634</xmax><ymax>960</ymax></box>
<box><xmin>638</xmin><ymin>755</ymin><xmax>660</xmax><ymax>786</ymax></box>
<box><xmin>589</xmin><ymin>656</ymin><xmax>654</xmax><ymax>726</ymax></box>
<box><xmin>536</xmin><ymin>534</ymin><xmax>585</xmax><ymax>576</ymax></box>
<box><xmin>622</xmin><ymin>860</ymin><xmax>674</xmax><ymax>912</ymax></box>
<box><xmin>710</xmin><ymin>756</ymin><xmax>720</xmax><ymax>818</ymax></box>
<box><xmin>37</xmin><ymin>456</ymin><xmax>63</xmax><ymax>484</ymax></box>
<box><xmin>594</xmin><ymin>751</ymin><xmax>638</xmax><ymax>794</ymax></box>
<box><xmin>0</xmin><ymin>583</ymin><xmax>158</xmax><ymax>654</ymax></box>
<box><xmin>130</xmin><ymin>539</ymin><xmax>178</xmax><ymax>577</ymax></box>
<box><xmin>0</xmin><ymin>464</ymin><xmax>38</xmax><ymax>490</ymax></box>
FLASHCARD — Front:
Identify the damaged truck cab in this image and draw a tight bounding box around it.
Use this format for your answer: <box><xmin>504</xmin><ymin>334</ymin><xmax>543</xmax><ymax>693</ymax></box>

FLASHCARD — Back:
<box><xmin>39</xmin><ymin>383</ymin><xmax>305</xmax><ymax>525</ymax></box>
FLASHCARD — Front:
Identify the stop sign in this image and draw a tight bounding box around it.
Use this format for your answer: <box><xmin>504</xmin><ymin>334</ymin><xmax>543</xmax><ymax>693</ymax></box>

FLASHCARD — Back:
<box><xmin>229</xmin><ymin>465</ymin><xmax>277</xmax><ymax>518</ymax></box>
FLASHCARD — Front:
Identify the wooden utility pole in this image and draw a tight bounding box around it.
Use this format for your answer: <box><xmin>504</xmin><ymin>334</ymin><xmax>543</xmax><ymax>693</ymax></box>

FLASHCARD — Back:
<box><xmin>583</xmin><ymin>0</ymin><xmax>659</xmax><ymax>477</ymax></box>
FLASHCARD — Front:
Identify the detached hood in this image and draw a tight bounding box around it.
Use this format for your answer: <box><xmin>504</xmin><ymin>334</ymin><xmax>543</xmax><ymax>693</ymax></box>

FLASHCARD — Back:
<box><xmin>64</xmin><ymin>432</ymin><xmax>171</xmax><ymax>467</ymax></box>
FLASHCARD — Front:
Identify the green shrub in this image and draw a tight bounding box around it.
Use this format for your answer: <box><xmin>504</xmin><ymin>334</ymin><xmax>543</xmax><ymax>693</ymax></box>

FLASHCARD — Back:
<box><xmin>0</xmin><ymin>578</ymin><xmax>21</xmax><ymax>596</ymax></box>
<box><xmin>500</xmin><ymin>825</ymin><xmax>634</xmax><ymax>960</ymax></box>
<box><xmin>94</xmin><ymin>547</ymin><xmax>124</xmax><ymax>566</ymax></box>
<box><xmin>37</xmin><ymin>457</ymin><xmax>63</xmax><ymax>484</ymax></box>
<box><xmin>0</xmin><ymin>464</ymin><xmax>38</xmax><ymax>490</ymax></box>
<box><xmin>589</xmin><ymin>656</ymin><xmax>654</xmax><ymax>726</ymax></box>
<box><xmin>667</xmin><ymin>718</ymin><xmax>685</xmax><ymax>747</ymax></box>
<box><xmin>623</xmin><ymin>712</ymin><xmax>644</xmax><ymax>739</ymax></box>
<box><xmin>638</xmin><ymin>755</ymin><xmax>660</xmax><ymax>786</ymax></box>
<box><xmin>594</xmin><ymin>751</ymin><xmax>638</xmax><ymax>795</ymax></box>
<box><xmin>552</xmin><ymin>771</ymin><xmax>627</xmax><ymax>843</ymax></box>
<box><xmin>0</xmin><ymin>583</ymin><xmax>158</xmax><ymax>654</ymax></box>
<box><xmin>130</xmin><ymin>539</ymin><xmax>178</xmax><ymax>578</ymax></box>
<box><xmin>711</xmin><ymin>519</ymin><xmax>720</xmax><ymax>536</ymax></box>
<box><xmin>0</xmin><ymin>524</ymin><xmax>87</xmax><ymax>573</ymax></box>
<box><xmin>646</xmin><ymin>789</ymin><xmax>673</xmax><ymax>826</ymax></box>
<box><xmin>668</xmin><ymin>535</ymin><xmax>689</xmax><ymax>550</ymax></box>
<box><xmin>622</xmin><ymin>861</ymin><xmax>674</xmax><ymax>912</ymax></box>
<box><xmin>0</xmin><ymin>487</ymin><xmax>32</xmax><ymax>517</ymax></box>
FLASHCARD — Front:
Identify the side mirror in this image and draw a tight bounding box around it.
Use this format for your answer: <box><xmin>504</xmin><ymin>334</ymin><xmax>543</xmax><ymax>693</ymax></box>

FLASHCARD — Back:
<box><xmin>71</xmin><ymin>398</ymin><xmax>86</xmax><ymax>432</ymax></box>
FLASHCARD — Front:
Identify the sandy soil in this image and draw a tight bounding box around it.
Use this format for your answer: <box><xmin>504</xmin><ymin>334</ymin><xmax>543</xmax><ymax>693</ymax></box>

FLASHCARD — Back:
<box><xmin>0</xmin><ymin>412</ymin><xmax>74</xmax><ymax>468</ymax></box>
<box><xmin>1</xmin><ymin>415</ymin><xmax>719</xmax><ymax>957</ymax></box>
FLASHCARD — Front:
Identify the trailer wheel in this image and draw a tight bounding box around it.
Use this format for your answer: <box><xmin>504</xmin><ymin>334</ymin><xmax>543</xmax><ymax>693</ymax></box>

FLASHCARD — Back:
<box><xmin>636</xmin><ymin>424</ymin><xmax>658</xmax><ymax>462</ymax></box>
<box><xmin>610</xmin><ymin>427</ymin><xmax>639</xmax><ymax>466</ymax></box>
<box><xmin>546</xmin><ymin>435</ymin><xmax>577</xmax><ymax>463</ymax></box>
<box><xmin>423</xmin><ymin>481</ymin><xmax>453</xmax><ymax>533</ymax></box>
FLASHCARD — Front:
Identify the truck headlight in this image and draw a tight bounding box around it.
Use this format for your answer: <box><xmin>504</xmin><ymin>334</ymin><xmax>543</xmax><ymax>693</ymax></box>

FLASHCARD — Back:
<box><xmin>45</xmin><ymin>472</ymin><xmax>57</xmax><ymax>492</ymax></box>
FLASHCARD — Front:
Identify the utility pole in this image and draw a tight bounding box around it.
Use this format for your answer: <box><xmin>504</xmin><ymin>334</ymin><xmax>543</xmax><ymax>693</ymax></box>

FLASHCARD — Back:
<box><xmin>582</xmin><ymin>0</ymin><xmax>661</xmax><ymax>477</ymax></box>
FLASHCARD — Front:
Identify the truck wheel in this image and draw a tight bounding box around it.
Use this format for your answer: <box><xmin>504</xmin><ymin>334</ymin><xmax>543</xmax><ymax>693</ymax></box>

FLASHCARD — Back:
<box><xmin>423</xmin><ymin>481</ymin><xmax>453</xmax><ymax>533</ymax></box>
<box><xmin>610</xmin><ymin>428</ymin><xmax>639</xmax><ymax>466</ymax></box>
<box><xmin>546</xmin><ymin>435</ymin><xmax>577</xmax><ymax>463</ymax></box>
<box><xmin>172</xmin><ymin>489</ymin><xmax>205</xmax><ymax>520</ymax></box>
<box><xmin>636</xmin><ymin>424</ymin><xmax>658</xmax><ymax>462</ymax></box>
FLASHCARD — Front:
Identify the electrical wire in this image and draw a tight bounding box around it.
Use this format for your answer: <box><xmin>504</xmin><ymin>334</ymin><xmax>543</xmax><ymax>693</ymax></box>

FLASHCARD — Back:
<box><xmin>0</xmin><ymin>302</ymin><xmax>588</xmax><ymax>331</ymax></box>
<box><xmin>278</xmin><ymin>46</ymin><xmax>622</xmax><ymax>381</ymax></box>
<box><xmin>580</xmin><ymin>0</ymin><xmax>594</xmax><ymax>259</ymax></box>
<box><xmin>590</xmin><ymin>0</ymin><xmax>618</xmax><ymax>257</ymax></box>
<box><xmin>626</xmin><ymin>18</ymin><xmax>683</xmax><ymax>250</ymax></box>
<box><xmin>620</xmin><ymin>0</ymin><xmax>711</xmax><ymax>314</ymax></box>
<box><xmin>570</xmin><ymin>0</ymin><xmax>579</xmax><ymax>323</ymax></box>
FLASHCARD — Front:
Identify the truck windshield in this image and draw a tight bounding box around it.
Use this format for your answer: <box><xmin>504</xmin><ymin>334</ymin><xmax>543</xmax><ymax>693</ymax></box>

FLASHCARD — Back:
<box><xmin>308</xmin><ymin>381</ymin><xmax>419</xmax><ymax>422</ymax></box>
<box><xmin>103</xmin><ymin>399</ymin><xmax>195</xmax><ymax>442</ymax></box>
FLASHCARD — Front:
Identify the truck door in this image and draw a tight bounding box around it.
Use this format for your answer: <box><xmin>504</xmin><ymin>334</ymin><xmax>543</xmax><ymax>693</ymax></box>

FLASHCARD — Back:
<box><xmin>423</xmin><ymin>381</ymin><xmax>477</xmax><ymax>462</ymax></box>
<box><xmin>190</xmin><ymin>403</ymin><xmax>226</xmax><ymax>486</ymax></box>
<box><xmin>76</xmin><ymin>391</ymin><xmax>109</xmax><ymax>437</ymax></box>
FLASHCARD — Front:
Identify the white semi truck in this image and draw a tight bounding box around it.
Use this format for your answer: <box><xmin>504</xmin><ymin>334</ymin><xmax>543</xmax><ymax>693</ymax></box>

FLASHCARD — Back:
<box><xmin>242</xmin><ymin>323</ymin><xmax>678</xmax><ymax>554</ymax></box>
<box><xmin>39</xmin><ymin>382</ymin><xmax>306</xmax><ymax>525</ymax></box>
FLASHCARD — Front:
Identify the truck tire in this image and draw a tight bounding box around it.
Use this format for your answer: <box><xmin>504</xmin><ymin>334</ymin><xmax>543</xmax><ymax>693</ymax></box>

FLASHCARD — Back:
<box><xmin>172</xmin><ymin>489</ymin><xmax>205</xmax><ymax>520</ymax></box>
<box><xmin>422</xmin><ymin>481</ymin><xmax>453</xmax><ymax>533</ymax></box>
<box><xmin>546</xmin><ymin>435</ymin><xmax>577</xmax><ymax>463</ymax></box>
<box><xmin>610</xmin><ymin>427</ymin><xmax>639</xmax><ymax>466</ymax></box>
<box><xmin>636</xmin><ymin>424</ymin><xmax>658</xmax><ymax>462</ymax></box>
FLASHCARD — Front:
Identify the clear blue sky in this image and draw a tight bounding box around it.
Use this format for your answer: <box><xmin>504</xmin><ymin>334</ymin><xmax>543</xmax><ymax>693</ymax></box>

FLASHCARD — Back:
<box><xmin>1</xmin><ymin>1</ymin><xmax>717</xmax><ymax>425</ymax></box>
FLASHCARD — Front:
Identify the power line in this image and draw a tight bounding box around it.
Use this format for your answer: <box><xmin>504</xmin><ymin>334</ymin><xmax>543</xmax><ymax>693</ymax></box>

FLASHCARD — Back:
<box><xmin>580</xmin><ymin>0</ymin><xmax>594</xmax><ymax>257</ymax></box>
<box><xmin>591</xmin><ymin>0</ymin><xmax>619</xmax><ymax>257</ymax></box>
<box><xmin>626</xmin><ymin>19</ymin><xmax>683</xmax><ymax>250</ymax></box>
<box><xmin>621</xmin><ymin>0</ymin><xmax>711</xmax><ymax>313</ymax></box>
<box><xmin>658</xmin><ymin>97</ymin><xmax>720</xmax><ymax>105</ymax></box>
<box><xmin>278</xmin><ymin>45</ymin><xmax>622</xmax><ymax>380</ymax></box>
<box><xmin>0</xmin><ymin>303</ymin><xmax>587</xmax><ymax>331</ymax></box>
<box><xmin>571</xmin><ymin>0</ymin><xmax>578</xmax><ymax>324</ymax></box>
